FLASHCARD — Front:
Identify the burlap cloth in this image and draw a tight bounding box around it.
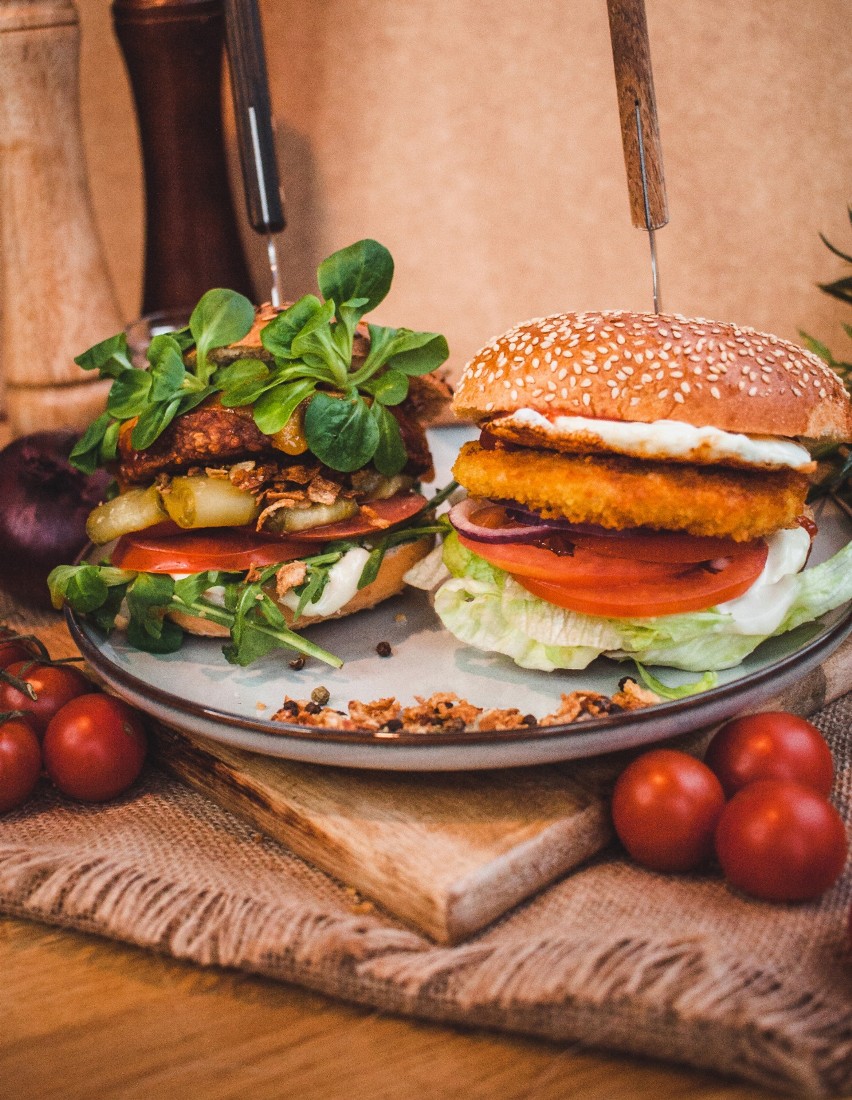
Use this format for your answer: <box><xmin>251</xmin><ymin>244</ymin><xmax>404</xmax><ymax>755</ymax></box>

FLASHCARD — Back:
<box><xmin>1</xmin><ymin>596</ymin><xmax>850</xmax><ymax>1097</ymax></box>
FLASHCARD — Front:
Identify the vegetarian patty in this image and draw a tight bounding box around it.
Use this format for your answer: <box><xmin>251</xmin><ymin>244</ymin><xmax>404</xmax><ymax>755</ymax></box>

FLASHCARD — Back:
<box><xmin>117</xmin><ymin>396</ymin><xmax>437</xmax><ymax>484</ymax></box>
<box><xmin>452</xmin><ymin>440</ymin><xmax>809</xmax><ymax>541</ymax></box>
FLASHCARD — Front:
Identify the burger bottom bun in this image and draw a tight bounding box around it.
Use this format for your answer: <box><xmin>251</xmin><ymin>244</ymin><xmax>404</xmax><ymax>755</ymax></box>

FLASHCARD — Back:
<box><xmin>167</xmin><ymin>537</ymin><xmax>434</xmax><ymax>639</ymax></box>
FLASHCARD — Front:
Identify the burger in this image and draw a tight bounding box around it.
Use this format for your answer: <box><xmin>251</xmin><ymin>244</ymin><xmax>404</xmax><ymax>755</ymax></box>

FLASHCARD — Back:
<box><xmin>426</xmin><ymin>310</ymin><xmax>852</xmax><ymax>673</ymax></box>
<box><xmin>48</xmin><ymin>240</ymin><xmax>452</xmax><ymax>668</ymax></box>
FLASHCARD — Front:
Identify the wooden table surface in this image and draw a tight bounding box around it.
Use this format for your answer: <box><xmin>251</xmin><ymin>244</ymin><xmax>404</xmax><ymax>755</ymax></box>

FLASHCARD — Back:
<box><xmin>4</xmin><ymin>913</ymin><xmax>837</xmax><ymax>1100</ymax></box>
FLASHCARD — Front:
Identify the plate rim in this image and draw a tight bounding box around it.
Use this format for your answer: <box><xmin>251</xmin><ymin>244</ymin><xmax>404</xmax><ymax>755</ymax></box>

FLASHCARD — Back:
<box><xmin>67</xmin><ymin>593</ymin><xmax>852</xmax><ymax>752</ymax></box>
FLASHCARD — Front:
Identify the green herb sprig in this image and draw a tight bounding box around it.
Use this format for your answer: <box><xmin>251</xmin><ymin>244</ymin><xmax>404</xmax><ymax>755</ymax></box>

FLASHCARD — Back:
<box><xmin>69</xmin><ymin>240</ymin><xmax>449</xmax><ymax>479</ymax></box>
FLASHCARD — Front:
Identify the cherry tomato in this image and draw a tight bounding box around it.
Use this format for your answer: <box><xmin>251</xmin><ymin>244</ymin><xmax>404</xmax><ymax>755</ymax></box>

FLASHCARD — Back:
<box><xmin>0</xmin><ymin>631</ymin><xmax>46</xmax><ymax>670</ymax></box>
<box><xmin>0</xmin><ymin>661</ymin><xmax>95</xmax><ymax>735</ymax></box>
<box><xmin>0</xmin><ymin>715</ymin><xmax>42</xmax><ymax>813</ymax></box>
<box><xmin>611</xmin><ymin>749</ymin><xmax>726</xmax><ymax>872</ymax></box>
<box><xmin>715</xmin><ymin>780</ymin><xmax>848</xmax><ymax>901</ymax></box>
<box><xmin>704</xmin><ymin>711</ymin><xmax>834</xmax><ymax>798</ymax></box>
<box><xmin>43</xmin><ymin>693</ymin><xmax>148</xmax><ymax>802</ymax></box>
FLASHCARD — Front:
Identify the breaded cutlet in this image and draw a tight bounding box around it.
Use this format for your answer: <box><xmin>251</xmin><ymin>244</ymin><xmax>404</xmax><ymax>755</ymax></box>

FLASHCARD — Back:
<box><xmin>452</xmin><ymin>441</ymin><xmax>809</xmax><ymax>542</ymax></box>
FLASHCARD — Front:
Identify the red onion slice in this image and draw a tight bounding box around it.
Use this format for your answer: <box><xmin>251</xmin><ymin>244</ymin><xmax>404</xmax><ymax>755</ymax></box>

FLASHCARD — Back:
<box><xmin>448</xmin><ymin>498</ymin><xmax>554</xmax><ymax>543</ymax></box>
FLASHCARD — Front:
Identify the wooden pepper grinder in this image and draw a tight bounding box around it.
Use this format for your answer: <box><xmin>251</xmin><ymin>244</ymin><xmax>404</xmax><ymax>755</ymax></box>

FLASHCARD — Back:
<box><xmin>0</xmin><ymin>0</ymin><xmax>122</xmax><ymax>439</ymax></box>
<box><xmin>111</xmin><ymin>0</ymin><xmax>254</xmax><ymax>315</ymax></box>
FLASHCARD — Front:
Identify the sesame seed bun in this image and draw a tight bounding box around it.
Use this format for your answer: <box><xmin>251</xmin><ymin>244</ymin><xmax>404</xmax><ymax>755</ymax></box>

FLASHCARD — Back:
<box><xmin>167</xmin><ymin>538</ymin><xmax>433</xmax><ymax>639</ymax></box>
<box><xmin>452</xmin><ymin>311</ymin><xmax>852</xmax><ymax>441</ymax></box>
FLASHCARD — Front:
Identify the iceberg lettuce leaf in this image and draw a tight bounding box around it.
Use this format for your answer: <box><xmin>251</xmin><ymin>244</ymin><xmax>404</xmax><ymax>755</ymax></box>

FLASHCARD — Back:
<box><xmin>435</xmin><ymin>531</ymin><xmax>852</xmax><ymax>673</ymax></box>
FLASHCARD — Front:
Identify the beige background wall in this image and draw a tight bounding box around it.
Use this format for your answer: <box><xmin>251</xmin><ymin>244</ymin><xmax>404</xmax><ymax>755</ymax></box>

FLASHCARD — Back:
<box><xmin>77</xmin><ymin>0</ymin><xmax>851</xmax><ymax>380</ymax></box>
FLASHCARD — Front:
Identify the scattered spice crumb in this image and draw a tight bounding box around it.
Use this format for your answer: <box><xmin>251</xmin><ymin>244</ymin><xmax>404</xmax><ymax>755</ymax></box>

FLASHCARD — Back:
<box><xmin>288</xmin><ymin>656</ymin><xmax>306</xmax><ymax>671</ymax></box>
<box><xmin>344</xmin><ymin>885</ymin><xmax>375</xmax><ymax>915</ymax></box>
<box><xmin>394</xmin><ymin>613</ymin><xmax>407</xmax><ymax>624</ymax></box>
<box><xmin>256</xmin><ymin>701</ymin><xmax>267</xmax><ymax>711</ymax></box>
<box><xmin>375</xmin><ymin>641</ymin><xmax>393</xmax><ymax>658</ymax></box>
<box><xmin>269</xmin><ymin>680</ymin><xmax>659</xmax><ymax>735</ymax></box>
<box><xmin>311</xmin><ymin>685</ymin><xmax>331</xmax><ymax>706</ymax></box>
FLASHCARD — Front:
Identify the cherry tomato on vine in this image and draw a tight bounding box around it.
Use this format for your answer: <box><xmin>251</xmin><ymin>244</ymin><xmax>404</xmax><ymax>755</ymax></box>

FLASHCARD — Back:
<box><xmin>0</xmin><ymin>715</ymin><xmax>42</xmax><ymax>813</ymax></box>
<box><xmin>705</xmin><ymin>712</ymin><xmax>834</xmax><ymax>798</ymax></box>
<box><xmin>0</xmin><ymin>633</ymin><xmax>45</xmax><ymax>671</ymax></box>
<box><xmin>43</xmin><ymin>694</ymin><xmax>148</xmax><ymax>802</ymax></box>
<box><xmin>0</xmin><ymin>660</ymin><xmax>95</xmax><ymax>736</ymax></box>
<box><xmin>611</xmin><ymin>749</ymin><xmax>726</xmax><ymax>872</ymax></box>
<box><xmin>715</xmin><ymin>780</ymin><xmax>847</xmax><ymax>902</ymax></box>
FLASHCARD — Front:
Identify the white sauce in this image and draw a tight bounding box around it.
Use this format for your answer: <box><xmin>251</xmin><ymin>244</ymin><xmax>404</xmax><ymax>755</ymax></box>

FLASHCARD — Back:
<box><xmin>503</xmin><ymin>410</ymin><xmax>813</xmax><ymax>470</ymax></box>
<box><xmin>171</xmin><ymin>550</ymin><xmax>369</xmax><ymax>619</ymax></box>
<box><xmin>716</xmin><ymin>526</ymin><xmax>811</xmax><ymax>634</ymax></box>
<box><xmin>280</xmin><ymin>547</ymin><xmax>370</xmax><ymax>618</ymax></box>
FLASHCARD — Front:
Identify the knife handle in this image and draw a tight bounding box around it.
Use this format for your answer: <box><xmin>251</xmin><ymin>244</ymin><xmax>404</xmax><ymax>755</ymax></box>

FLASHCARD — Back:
<box><xmin>224</xmin><ymin>0</ymin><xmax>285</xmax><ymax>235</ymax></box>
<box><xmin>606</xmin><ymin>0</ymin><xmax>668</xmax><ymax>231</ymax></box>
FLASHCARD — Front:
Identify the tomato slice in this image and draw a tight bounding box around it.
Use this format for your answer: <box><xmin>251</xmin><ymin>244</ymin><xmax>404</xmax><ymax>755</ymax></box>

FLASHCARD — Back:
<box><xmin>110</xmin><ymin>493</ymin><xmax>428</xmax><ymax>572</ymax></box>
<box><xmin>457</xmin><ymin>534</ymin><xmax>691</xmax><ymax>587</ymax></box>
<box><xmin>515</xmin><ymin>540</ymin><xmax>768</xmax><ymax>617</ymax></box>
<box><xmin>290</xmin><ymin>493</ymin><xmax>427</xmax><ymax>540</ymax></box>
<box><xmin>569</xmin><ymin>528</ymin><xmax>744</xmax><ymax>564</ymax></box>
<box><xmin>111</xmin><ymin>529</ymin><xmax>314</xmax><ymax>573</ymax></box>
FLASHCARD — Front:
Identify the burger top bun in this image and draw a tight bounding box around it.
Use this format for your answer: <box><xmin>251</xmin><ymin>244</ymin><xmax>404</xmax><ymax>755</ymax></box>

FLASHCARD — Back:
<box><xmin>452</xmin><ymin>311</ymin><xmax>852</xmax><ymax>441</ymax></box>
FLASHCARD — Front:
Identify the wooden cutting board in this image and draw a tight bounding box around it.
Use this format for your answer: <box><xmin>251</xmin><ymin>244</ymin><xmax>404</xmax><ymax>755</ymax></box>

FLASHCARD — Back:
<box><xmin>154</xmin><ymin>636</ymin><xmax>852</xmax><ymax>944</ymax></box>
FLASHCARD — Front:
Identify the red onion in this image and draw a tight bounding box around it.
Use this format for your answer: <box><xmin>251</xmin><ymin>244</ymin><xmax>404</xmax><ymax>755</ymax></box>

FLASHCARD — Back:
<box><xmin>448</xmin><ymin>497</ymin><xmax>555</xmax><ymax>543</ymax></box>
<box><xmin>0</xmin><ymin>431</ymin><xmax>111</xmax><ymax>609</ymax></box>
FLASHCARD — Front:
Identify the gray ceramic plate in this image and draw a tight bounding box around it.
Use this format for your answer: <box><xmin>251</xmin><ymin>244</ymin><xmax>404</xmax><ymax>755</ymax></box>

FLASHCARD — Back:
<box><xmin>67</xmin><ymin>427</ymin><xmax>852</xmax><ymax>771</ymax></box>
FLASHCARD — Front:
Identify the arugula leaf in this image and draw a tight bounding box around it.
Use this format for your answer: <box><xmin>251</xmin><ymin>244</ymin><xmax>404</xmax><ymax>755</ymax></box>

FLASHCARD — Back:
<box><xmin>304</xmin><ymin>392</ymin><xmax>379</xmax><ymax>471</ymax></box>
<box><xmin>172</xmin><ymin>570</ymin><xmax>234</xmax><ymax>608</ymax></box>
<box><xmin>125</xmin><ymin>573</ymin><xmax>176</xmax><ymax>640</ymax></box>
<box><xmin>190</xmin><ymin>288</ymin><xmax>255</xmax><ymax>385</ymax></box>
<box><xmin>126</xmin><ymin>615</ymin><xmax>184</xmax><ymax>654</ymax></box>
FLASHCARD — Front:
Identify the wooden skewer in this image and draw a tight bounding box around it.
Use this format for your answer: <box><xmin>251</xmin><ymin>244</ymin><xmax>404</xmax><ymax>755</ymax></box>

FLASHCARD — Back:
<box><xmin>606</xmin><ymin>0</ymin><xmax>669</xmax><ymax>312</ymax></box>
